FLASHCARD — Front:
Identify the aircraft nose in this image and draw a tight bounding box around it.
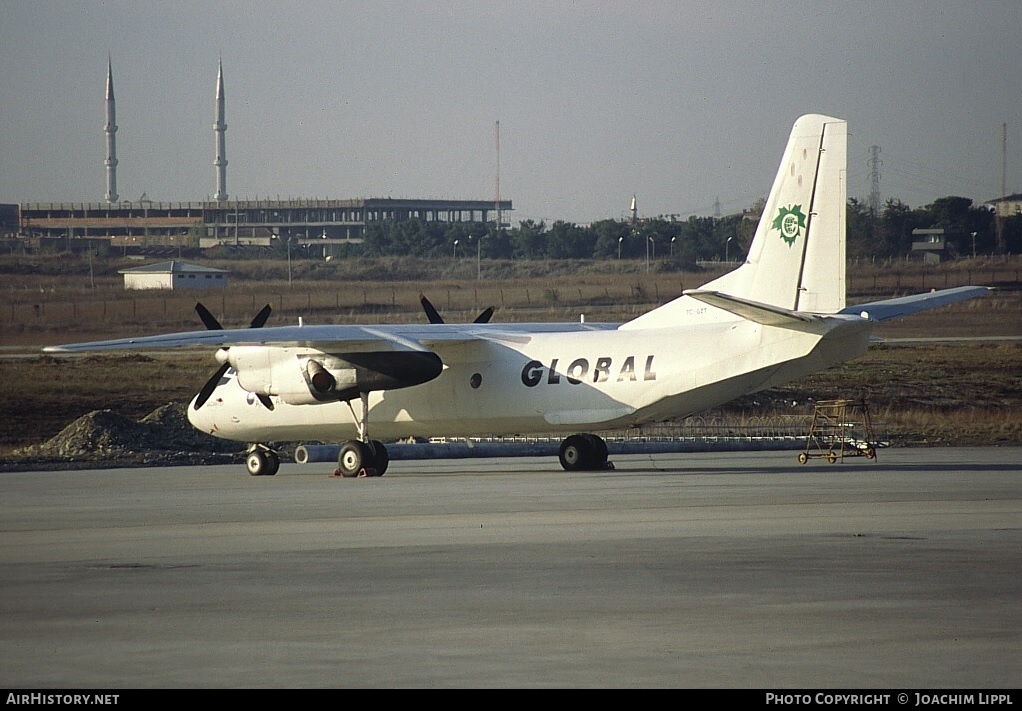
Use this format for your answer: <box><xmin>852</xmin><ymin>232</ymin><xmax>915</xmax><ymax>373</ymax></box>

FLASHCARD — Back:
<box><xmin>187</xmin><ymin>395</ymin><xmax>214</xmax><ymax>433</ymax></box>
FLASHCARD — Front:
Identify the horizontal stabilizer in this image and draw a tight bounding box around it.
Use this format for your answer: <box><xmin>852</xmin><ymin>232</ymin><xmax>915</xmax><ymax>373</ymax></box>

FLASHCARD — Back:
<box><xmin>684</xmin><ymin>290</ymin><xmax>822</xmax><ymax>329</ymax></box>
<box><xmin>841</xmin><ymin>286</ymin><xmax>992</xmax><ymax>323</ymax></box>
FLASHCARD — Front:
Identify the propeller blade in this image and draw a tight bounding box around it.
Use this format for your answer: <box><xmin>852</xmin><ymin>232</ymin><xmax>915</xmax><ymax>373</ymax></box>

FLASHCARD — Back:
<box><xmin>193</xmin><ymin>305</ymin><xmax>272</xmax><ymax>410</ymax></box>
<box><xmin>249</xmin><ymin>304</ymin><xmax>272</xmax><ymax>329</ymax></box>
<box><xmin>193</xmin><ymin>362</ymin><xmax>230</xmax><ymax>410</ymax></box>
<box><xmin>421</xmin><ymin>293</ymin><xmax>495</xmax><ymax>325</ymax></box>
<box><xmin>196</xmin><ymin>302</ymin><xmax>271</xmax><ymax>330</ymax></box>
<box><xmin>473</xmin><ymin>306</ymin><xmax>495</xmax><ymax>324</ymax></box>
<box><xmin>195</xmin><ymin>302</ymin><xmax>223</xmax><ymax>331</ymax></box>
<box><xmin>419</xmin><ymin>294</ymin><xmax>444</xmax><ymax>324</ymax></box>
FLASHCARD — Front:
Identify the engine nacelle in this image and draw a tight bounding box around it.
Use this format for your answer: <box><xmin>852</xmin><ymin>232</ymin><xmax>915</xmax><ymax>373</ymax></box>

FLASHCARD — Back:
<box><xmin>305</xmin><ymin>359</ymin><xmax>336</xmax><ymax>394</ymax></box>
<box><xmin>226</xmin><ymin>345</ymin><xmax>442</xmax><ymax>406</ymax></box>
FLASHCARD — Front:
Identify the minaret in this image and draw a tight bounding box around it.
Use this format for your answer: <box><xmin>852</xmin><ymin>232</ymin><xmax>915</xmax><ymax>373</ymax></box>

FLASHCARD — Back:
<box><xmin>213</xmin><ymin>60</ymin><xmax>228</xmax><ymax>202</ymax></box>
<box><xmin>104</xmin><ymin>57</ymin><xmax>119</xmax><ymax>203</ymax></box>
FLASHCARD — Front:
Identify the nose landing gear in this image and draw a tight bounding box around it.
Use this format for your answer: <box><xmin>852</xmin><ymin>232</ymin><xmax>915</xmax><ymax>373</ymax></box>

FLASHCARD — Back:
<box><xmin>245</xmin><ymin>444</ymin><xmax>280</xmax><ymax>476</ymax></box>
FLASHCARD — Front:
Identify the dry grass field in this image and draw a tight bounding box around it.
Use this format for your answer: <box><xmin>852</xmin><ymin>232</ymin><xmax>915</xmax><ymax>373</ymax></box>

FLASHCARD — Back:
<box><xmin>1</xmin><ymin>254</ymin><xmax>1020</xmax><ymax>453</ymax></box>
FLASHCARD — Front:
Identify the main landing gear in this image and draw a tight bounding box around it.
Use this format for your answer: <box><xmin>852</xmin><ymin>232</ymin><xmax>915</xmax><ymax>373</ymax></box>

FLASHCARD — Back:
<box><xmin>245</xmin><ymin>443</ymin><xmax>280</xmax><ymax>476</ymax></box>
<box><xmin>336</xmin><ymin>439</ymin><xmax>389</xmax><ymax>478</ymax></box>
<box><xmin>558</xmin><ymin>433</ymin><xmax>612</xmax><ymax>471</ymax></box>
<box><xmin>334</xmin><ymin>392</ymin><xmax>389</xmax><ymax>478</ymax></box>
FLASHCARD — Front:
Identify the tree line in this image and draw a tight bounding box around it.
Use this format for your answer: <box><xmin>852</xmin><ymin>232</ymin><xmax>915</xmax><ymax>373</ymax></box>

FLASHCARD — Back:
<box><xmin>290</xmin><ymin>195</ymin><xmax>1021</xmax><ymax>264</ymax></box>
<box><xmin>358</xmin><ymin>214</ymin><xmax>753</xmax><ymax>266</ymax></box>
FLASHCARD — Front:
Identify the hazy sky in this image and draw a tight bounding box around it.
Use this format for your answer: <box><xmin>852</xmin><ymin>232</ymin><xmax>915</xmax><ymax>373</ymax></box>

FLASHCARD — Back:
<box><xmin>2</xmin><ymin>1</ymin><xmax>1020</xmax><ymax>225</ymax></box>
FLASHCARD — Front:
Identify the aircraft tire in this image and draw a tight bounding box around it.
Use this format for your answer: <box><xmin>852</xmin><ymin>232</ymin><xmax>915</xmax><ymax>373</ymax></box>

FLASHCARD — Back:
<box><xmin>338</xmin><ymin>441</ymin><xmax>369</xmax><ymax>478</ymax></box>
<box><xmin>369</xmin><ymin>440</ymin><xmax>389</xmax><ymax>476</ymax></box>
<box><xmin>582</xmin><ymin>433</ymin><xmax>608</xmax><ymax>469</ymax></box>
<box><xmin>246</xmin><ymin>449</ymin><xmax>275</xmax><ymax>478</ymax></box>
<box><xmin>559</xmin><ymin>435</ymin><xmax>594</xmax><ymax>471</ymax></box>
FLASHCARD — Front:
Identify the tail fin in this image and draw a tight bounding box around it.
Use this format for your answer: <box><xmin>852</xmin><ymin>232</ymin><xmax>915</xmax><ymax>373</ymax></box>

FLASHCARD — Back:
<box><xmin>622</xmin><ymin>114</ymin><xmax>846</xmax><ymax>331</ymax></box>
<box><xmin>702</xmin><ymin>114</ymin><xmax>847</xmax><ymax>313</ymax></box>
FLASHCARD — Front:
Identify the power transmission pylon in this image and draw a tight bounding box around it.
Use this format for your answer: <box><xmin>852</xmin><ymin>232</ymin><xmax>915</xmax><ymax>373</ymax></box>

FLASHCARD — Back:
<box><xmin>867</xmin><ymin>145</ymin><xmax>882</xmax><ymax>217</ymax></box>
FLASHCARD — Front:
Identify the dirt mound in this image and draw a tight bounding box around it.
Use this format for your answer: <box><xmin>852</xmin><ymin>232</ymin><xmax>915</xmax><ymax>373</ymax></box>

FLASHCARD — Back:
<box><xmin>35</xmin><ymin>409</ymin><xmax>152</xmax><ymax>458</ymax></box>
<box><xmin>9</xmin><ymin>402</ymin><xmax>239</xmax><ymax>468</ymax></box>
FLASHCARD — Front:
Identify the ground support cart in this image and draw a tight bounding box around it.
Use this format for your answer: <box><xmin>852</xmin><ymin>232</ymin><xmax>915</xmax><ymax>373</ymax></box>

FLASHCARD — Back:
<box><xmin>798</xmin><ymin>399</ymin><xmax>878</xmax><ymax>464</ymax></box>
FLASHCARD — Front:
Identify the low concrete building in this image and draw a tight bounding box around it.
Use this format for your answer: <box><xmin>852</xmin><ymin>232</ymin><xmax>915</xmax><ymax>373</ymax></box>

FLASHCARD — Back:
<box><xmin>911</xmin><ymin>228</ymin><xmax>955</xmax><ymax>265</ymax></box>
<box><xmin>119</xmin><ymin>260</ymin><xmax>228</xmax><ymax>290</ymax></box>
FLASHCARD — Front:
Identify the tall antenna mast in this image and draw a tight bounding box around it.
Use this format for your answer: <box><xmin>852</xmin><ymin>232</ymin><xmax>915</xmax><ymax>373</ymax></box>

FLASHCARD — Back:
<box><xmin>495</xmin><ymin>120</ymin><xmax>501</xmax><ymax>230</ymax></box>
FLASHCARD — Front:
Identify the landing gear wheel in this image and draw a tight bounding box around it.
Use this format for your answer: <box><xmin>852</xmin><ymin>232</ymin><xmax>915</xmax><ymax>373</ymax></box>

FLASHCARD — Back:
<box><xmin>559</xmin><ymin>435</ymin><xmax>589</xmax><ymax>471</ymax></box>
<box><xmin>338</xmin><ymin>441</ymin><xmax>370</xmax><ymax>478</ymax></box>
<box><xmin>368</xmin><ymin>440</ymin><xmax>389</xmax><ymax>476</ymax></box>
<box><xmin>798</xmin><ymin>452</ymin><xmax>808</xmax><ymax>465</ymax></box>
<box><xmin>557</xmin><ymin>433</ymin><xmax>609</xmax><ymax>471</ymax></box>
<box><xmin>864</xmin><ymin>446</ymin><xmax>876</xmax><ymax>460</ymax></box>
<box><xmin>246</xmin><ymin>449</ymin><xmax>279</xmax><ymax>476</ymax></box>
<box><xmin>827</xmin><ymin>451</ymin><xmax>837</xmax><ymax>464</ymax></box>
<box><xmin>582</xmin><ymin>433</ymin><xmax>609</xmax><ymax>469</ymax></box>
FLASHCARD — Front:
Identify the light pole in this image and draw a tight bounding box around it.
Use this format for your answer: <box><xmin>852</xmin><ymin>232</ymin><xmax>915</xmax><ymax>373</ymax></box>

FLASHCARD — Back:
<box><xmin>726</xmin><ymin>236</ymin><xmax>733</xmax><ymax>263</ymax></box>
<box><xmin>475</xmin><ymin>235</ymin><xmax>483</xmax><ymax>279</ymax></box>
<box><xmin>670</xmin><ymin>236</ymin><xmax>676</xmax><ymax>256</ymax></box>
<box><xmin>618</xmin><ymin>236</ymin><xmax>623</xmax><ymax>259</ymax></box>
<box><xmin>971</xmin><ymin>232</ymin><xmax>977</xmax><ymax>258</ymax></box>
<box><xmin>453</xmin><ymin>239</ymin><xmax>459</xmax><ymax>259</ymax></box>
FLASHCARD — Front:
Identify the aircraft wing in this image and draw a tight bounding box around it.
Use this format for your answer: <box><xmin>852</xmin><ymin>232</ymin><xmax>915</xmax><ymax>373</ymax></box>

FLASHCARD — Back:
<box><xmin>840</xmin><ymin>286</ymin><xmax>992</xmax><ymax>323</ymax></box>
<box><xmin>42</xmin><ymin>321</ymin><xmax>617</xmax><ymax>354</ymax></box>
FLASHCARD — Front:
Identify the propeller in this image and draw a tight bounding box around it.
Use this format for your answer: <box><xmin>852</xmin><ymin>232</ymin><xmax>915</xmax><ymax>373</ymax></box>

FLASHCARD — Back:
<box><xmin>419</xmin><ymin>293</ymin><xmax>494</xmax><ymax>325</ymax></box>
<box><xmin>419</xmin><ymin>293</ymin><xmax>444</xmax><ymax>324</ymax></box>
<box><xmin>195</xmin><ymin>301</ymin><xmax>271</xmax><ymax>330</ymax></box>
<box><xmin>192</xmin><ymin>302</ymin><xmax>273</xmax><ymax>410</ymax></box>
<box><xmin>194</xmin><ymin>361</ymin><xmax>232</xmax><ymax>411</ymax></box>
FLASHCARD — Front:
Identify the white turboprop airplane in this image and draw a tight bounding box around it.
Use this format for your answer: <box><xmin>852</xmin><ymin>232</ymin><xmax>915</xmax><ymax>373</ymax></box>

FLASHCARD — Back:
<box><xmin>46</xmin><ymin>114</ymin><xmax>988</xmax><ymax>477</ymax></box>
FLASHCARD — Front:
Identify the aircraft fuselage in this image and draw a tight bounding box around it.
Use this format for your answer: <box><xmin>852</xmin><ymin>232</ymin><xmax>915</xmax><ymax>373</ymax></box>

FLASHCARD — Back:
<box><xmin>187</xmin><ymin>316</ymin><xmax>870</xmax><ymax>443</ymax></box>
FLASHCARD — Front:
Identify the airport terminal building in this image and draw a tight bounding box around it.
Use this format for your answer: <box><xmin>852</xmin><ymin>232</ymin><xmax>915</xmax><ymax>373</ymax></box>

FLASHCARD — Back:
<box><xmin>11</xmin><ymin>197</ymin><xmax>511</xmax><ymax>255</ymax></box>
<box><xmin>2</xmin><ymin>60</ymin><xmax>509</xmax><ymax>255</ymax></box>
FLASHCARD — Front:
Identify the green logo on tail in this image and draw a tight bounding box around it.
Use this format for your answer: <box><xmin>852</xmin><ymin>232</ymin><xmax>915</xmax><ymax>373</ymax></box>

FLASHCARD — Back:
<box><xmin>771</xmin><ymin>204</ymin><xmax>806</xmax><ymax>247</ymax></box>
